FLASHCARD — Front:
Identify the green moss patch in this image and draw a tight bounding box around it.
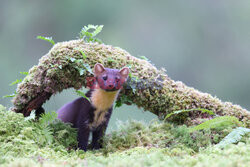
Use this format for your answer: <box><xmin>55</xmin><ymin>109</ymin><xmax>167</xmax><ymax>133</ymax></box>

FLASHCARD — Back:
<box><xmin>0</xmin><ymin>104</ymin><xmax>249</xmax><ymax>167</ymax></box>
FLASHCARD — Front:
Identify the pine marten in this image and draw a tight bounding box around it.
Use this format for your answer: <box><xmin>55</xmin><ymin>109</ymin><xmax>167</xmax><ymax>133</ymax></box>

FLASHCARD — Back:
<box><xmin>57</xmin><ymin>63</ymin><xmax>129</xmax><ymax>151</ymax></box>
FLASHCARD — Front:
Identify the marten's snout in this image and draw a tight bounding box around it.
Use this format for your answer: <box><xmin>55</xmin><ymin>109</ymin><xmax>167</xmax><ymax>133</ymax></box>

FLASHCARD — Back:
<box><xmin>106</xmin><ymin>80</ymin><xmax>115</xmax><ymax>89</ymax></box>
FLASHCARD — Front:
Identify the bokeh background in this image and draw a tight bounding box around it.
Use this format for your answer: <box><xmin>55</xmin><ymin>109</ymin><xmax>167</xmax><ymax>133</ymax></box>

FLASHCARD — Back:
<box><xmin>1</xmin><ymin>0</ymin><xmax>250</xmax><ymax>130</ymax></box>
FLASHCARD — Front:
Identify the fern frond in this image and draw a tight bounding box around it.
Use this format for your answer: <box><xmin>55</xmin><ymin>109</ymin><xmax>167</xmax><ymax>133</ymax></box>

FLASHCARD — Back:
<box><xmin>164</xmin><ymin>108</ymin><xmax>214</xmax><ymax>121</ymax></box>
<box><xmin>75</xmin><ymin>90</ymin><xmax>90</xmax><ymax>102</ymax></box>
<box><xmin>78</xmin><ymin>25</ymin><xmax>103</xmax><ymax>43</ymax></box>
<box><xmin>216</xmin><ymin>127</ymin><xmax>250</xmax><ymax>148</ymax></box>
<box><xmin>42</xmin><ymin>126</ymin><xmax>54</xmax><ymax>144</ymax></box>
<box><xmin>9</xmin><ymin>79</ymin><xmax>22</xmax><ymax>86</ymax></box>
<box><xmin>189</xmin><ymin>116</ymin><xmax>242</xmax><ymax>132</ymax></box>
<box><xmin>2</xmin><ymin>92</ymin><xmax>16</xmax><ymax>98</ymax></box>
<box><xmin>37</xmin><ymin>35</ymin><xmax>55</xmax><ymax>45</ymax></box>
<box><xmin>20</xmin><ymin>71</ymin><xmax>29</xmax><ymax>75</ymax></box>
<box><xmin>39</xmin><ymin>111</ymin><xmax>58</xmax><ymax>127</ymax></box>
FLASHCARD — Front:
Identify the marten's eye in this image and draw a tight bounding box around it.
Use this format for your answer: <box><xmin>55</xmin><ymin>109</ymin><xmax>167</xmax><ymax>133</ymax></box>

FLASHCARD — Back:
<box><xmin>115</xmin><ymin>76</ymin><xmax>120</xmax><ymax>82</ymax></box>
<box><xmin>103</xmin><ymin>75</ymin><xmax>108</xmax><ymax>81</ymax></box>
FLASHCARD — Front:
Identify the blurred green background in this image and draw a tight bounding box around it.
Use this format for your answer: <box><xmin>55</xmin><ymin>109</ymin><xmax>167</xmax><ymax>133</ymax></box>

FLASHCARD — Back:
<box><xmin>1</xmin><ymin>0</ymin><xmax>250</xmax><ymax>130</ymax></box>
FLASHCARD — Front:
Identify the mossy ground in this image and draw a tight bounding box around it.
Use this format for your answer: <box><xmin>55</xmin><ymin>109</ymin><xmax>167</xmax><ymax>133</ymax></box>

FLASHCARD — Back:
<box><xmin>0</xmin><ymin>104</ymin><xmax>249</xmax><ymax>167</ymax></box>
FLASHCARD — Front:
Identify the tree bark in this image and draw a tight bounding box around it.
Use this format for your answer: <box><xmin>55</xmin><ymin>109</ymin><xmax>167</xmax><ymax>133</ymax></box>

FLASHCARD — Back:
<box><xmin>11</xmin><ymin>40</ymin><xmax>250</xmax><ymax>127</ymax></box>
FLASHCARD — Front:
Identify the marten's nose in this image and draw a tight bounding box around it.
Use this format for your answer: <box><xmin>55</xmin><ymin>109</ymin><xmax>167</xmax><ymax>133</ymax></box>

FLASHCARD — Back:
<box><xmin>108</xmin><ymin>84</ymin><xmax>114</xmax><ymax>89</ymax></box>
<box><xmin>107</xmin><ymin>80</ymin><xmax>115</xmax><ymax>89</ymax></box>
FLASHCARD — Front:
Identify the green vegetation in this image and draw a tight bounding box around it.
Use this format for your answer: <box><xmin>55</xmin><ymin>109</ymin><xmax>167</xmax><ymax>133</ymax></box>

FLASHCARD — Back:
<box><xmin>0</xmin><ymin>104</ymin><xmax>249</xmax><ymax>166</ymax></box>
<box><xmin>2</xmin><ymin>72</ymin><xmax>28</xmax><ymax>98</ymax></box>
<box><xmin>79</xmin><ymin>24</ymin><xmax>103</xmax><ymax>43</ymax></box>
<box><xmin>164</xmin><ymin>108</ymin><xmax>215</xmax><ymax>120</ymax></box>
<box><xmin>75</xmin><ymin>90</ymin><xmax>90</xmax><ymax>102</ymax></box>
<box><xmin>37</xmin><ymin>35</ymin><xmax>55</xmax><ymax>45</ymax></box>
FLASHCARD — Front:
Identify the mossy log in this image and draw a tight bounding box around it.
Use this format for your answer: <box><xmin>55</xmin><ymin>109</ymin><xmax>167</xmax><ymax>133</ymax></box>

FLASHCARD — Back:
<box><xmin>11</xmin><ymin>40</ymin><xmax>250</xmax><ymax>127</ymax></box>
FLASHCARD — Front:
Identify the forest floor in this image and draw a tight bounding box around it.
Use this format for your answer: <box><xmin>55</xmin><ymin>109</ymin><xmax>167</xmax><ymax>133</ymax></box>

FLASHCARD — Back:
<box><xmin>0</xmin><ymin>104</ymin><xmax>249</xmax><ymax>167</ymax></box>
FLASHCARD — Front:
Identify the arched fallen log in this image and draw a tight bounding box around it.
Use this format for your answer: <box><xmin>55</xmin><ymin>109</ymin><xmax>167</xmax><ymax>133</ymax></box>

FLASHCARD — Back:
<box><xmin>11</xmin><ymin>40</ymin><xmax>250</xmax><ymax>127</ymax></box>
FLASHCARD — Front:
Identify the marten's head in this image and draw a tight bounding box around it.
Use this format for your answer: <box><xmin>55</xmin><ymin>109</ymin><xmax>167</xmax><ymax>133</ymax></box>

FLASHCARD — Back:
<box><xmin>94</xmin><ymin>63</ymin><xmax>129</xmax><ymax>92</ymax></box>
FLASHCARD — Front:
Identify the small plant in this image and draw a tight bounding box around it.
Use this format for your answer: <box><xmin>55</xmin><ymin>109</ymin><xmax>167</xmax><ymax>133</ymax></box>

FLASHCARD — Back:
<box><xmin>164</xmin><ymin>108</ymin><xmax>214</xmax><ymax>121</ymax></box>
<box><xmin>3</xmin><ymin>72</ymin><xmax>28</xmax><ymax>98</ymax></box>
<box><xmin>189</xmin><ymin>116</ymin><xmax>242</xmax><ymax>132</ymax></box>
<box><xmin>216</xmin><ymin>127</ymin><xmax>250</xmax><ymax>148</ymax></box>
<box><xmin>75</xmin><ymin>90</ymin><xmax>90</xmax><ymax>102</ymax></box>
<box><xmin>115</xmin><ymin>94</ymin><xmax>133</xmax><ymax>108</ymax></box>
<box><xmin>37</xmin><ymin>35</ymin><xmax>55</xmax><ymax>45</ymax></box>
<box><xmin>139</xmin><ymin>55</ymin><xmax>150</xmax><ymax>62</ymax></box>
<box><xmin>74</xmin><ymin>48</ymin><xmax>87</xmax><ymax>59</ymax></box>
<box><xmin>66</xmin><ymin>56</ymin><xmax>93</xmax><ymax>75</ymax></box>
<box><xmin>39</xmin><ymin>111</ymin><xmax>58</xmax><ymax>127</ymax></box>
<box><xmin>79</xmin><ymin>24</ymin><xmax>103</xmax><ymax>43</ymax></box>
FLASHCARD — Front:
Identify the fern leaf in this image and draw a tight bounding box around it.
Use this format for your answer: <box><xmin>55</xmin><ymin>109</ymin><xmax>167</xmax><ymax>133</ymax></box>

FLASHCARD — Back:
<box><xmin>139</xmin><ymin>56</ymin><xmax>149</xmax><ymax>61</ymax></box>
<box><xmin>9</xmin><ymin>79</ymin><xmax>22</xmax><ymax>86</ymax></box>
<box><xmin>20</xmin><ymin>71</ymin><xmax>29</xmax><ymax>75</ymax></box>
<box><xmin>37</xmin><ymin>35</ymin><xmax>55</xmax><ymax>45</ymax></box>
<box><xmin>164</xmin><ymin>108</ymin><xmax>214</xmax><ymax>121</ymax></box>
<box><xmin>216</xmin><ymin>127</ymin><xmax>250</xmax><ymax>148</ymax></box>
<box><xmin>39</xmin><ymin>111</ymin><xmax>58</xmax><ymax>127</ymax></box>
<box><xmin>75</xmin><ymin>90</ymin><xmax>90</xmax><ymax>102</ymax></box>
<box><xmin>2</xmin><ymin>92</ymin><xmax>16</xmax><ymax>98</ymax></box>
<box><xmin>189</xmin><ymin>116</ymin><xmax>243</xmax><ymax>132</ymax></box>
<box><xmin>92</xmin><ymin>25</ymin><xmax>103</xmax><ymax>37</ymax></box>
<box><xmin>79</xmin><ymin>25</ymin><xmax>103</xmax><ymax>43</ymax></box>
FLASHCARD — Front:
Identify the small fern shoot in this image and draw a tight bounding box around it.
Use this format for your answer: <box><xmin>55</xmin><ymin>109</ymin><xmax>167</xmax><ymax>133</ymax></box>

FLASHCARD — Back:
<box><xmin>216</xmin><ymin>127</ymin><xmax>250</xmax><ymax>148</ymax></box>
<box><xmin>37</xmin><ymin>35</ymin><xmax>55</xmax><ymax>45</ymax></box>
<box><xmin>75</xmin><ymin>90</ymin><xmax>90</xmax><ymax>102</ymax></box>
<box><xmin>189</xmin><ymin>116</ymin><xmax>243</xmax><ymax>132</ymax></box>
<box><xmin>79</xmin><ymin>24</ymin><xmax>103</xmax><ymax>43</ymax></box>
<box><xmin>39</xmin><ymin>111</ymin><xmax>58</xmax><ymax>127</ymax></box>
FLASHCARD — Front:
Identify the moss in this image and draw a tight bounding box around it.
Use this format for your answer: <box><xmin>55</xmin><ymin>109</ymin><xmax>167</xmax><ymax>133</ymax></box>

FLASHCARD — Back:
<box><xmin>11</xmin><ymin>40</ymin><xmax>250</xmax><ymax>126</ymax></box>
<box><xmin>0</xmin><ymin>104</ymin><xmax>249</xmax><ymax>166</ymax></box>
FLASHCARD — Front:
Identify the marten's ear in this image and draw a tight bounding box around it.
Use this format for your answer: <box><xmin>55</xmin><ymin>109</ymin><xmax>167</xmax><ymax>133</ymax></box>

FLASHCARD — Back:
<box><xmin>119</xmin><ymin>67</ymin><xmax>130</xmax><ymax>78</ymax></box>
<box><xmin>94</xmin><ymin>63</ymin><xmax>106</xmax><ymax>75</ymax></box>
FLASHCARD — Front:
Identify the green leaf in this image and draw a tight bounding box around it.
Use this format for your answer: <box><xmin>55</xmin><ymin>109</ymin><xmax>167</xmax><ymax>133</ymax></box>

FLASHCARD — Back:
<box><xmin>139</xmin><ymin>56</ymin><xmax>149</xmax><ymax>61</ymax></box>
<box><xmin>107</xmin><ymin>57</ymin><xmax>115</xmax><ymax>63</ymax></box>
<box><xmin>189</xmin><ymin>116</ymin><xmax>243</xmax><ymax>132</ymax></box>
<box><xmin>2</xmin><ymin>92</ymin><xmax>16</xmax><ymax>98</ymax></box>
<box><xmin>115</xmin><ymin>94</ymin><xmax>133</xmax><ymax>108</ymax></box>
<box><xmin>80</xmin><ymin>50</ymin><xmax>87</xmax><ymax>59</ymax></box>
<box><xmin>164</xmin><ymin>108</ymin><xmax>214</xmax><ymax>121</ymax></box>
<box><xmin>216</xmin><ymin>127</ymin><xmax>250</xmax><ymax>148</ymax></box>
<box><xmin>9</xmin><ymin>79</ymin><xmax>22</xmax><ymax>86</ymax></box>
<box><xmin>39</xmin><ymin>111</ymin><xmax>58</xmax><ymax>127</ymax></box>
<box><xmin>20</xmin><ymin>71</ymin><xmax>29</xmax><ymax>75</ymax></box>
<box><xmin>92</xmin><ymin>25</ymin><xmax>103</xmax><ymax>37</ymax></box>
<box><xmin>78</xmin><ymin>25</ymin><xmax>103</xmax><ymax>43</ymax></box>
<box><xmin>37</xmin><ymin>35</ymin><xmax>55</xmax><ymax>45</ymax></box>
<box><xmin>83</xmin><ymin>63</ymin><xmax>93</xmax><ymax>74</ymax></box>
<box><xmin>75</xmin><ymin>90</ymin><xmax>90</xmax><ymax>102</ymax></box>
<box><xmin>74</xmin><ymin>48</ymin><xmax>87</xmax><ymax>59</ymax></box>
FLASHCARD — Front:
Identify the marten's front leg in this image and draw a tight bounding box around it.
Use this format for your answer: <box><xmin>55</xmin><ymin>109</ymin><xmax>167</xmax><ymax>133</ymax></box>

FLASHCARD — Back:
<box><xmin>91</xmin><ymin>108</ymin><xmax>112</xmax><ymax>150</ymax></box>
<box><xmin>91</xmin><ymin>125</ymin><xmax>107</xmax><ymax>149</ymax></box>
<box><xmin>77</xmin><ymin>121</ymin><xmax>90</xmax><ymax>151</ymax></box>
